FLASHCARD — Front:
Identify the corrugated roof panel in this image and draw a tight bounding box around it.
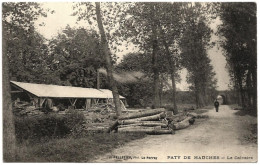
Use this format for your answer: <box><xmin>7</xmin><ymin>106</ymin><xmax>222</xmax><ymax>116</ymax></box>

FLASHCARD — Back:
<box><xmin>11</xmin><ymin>81</ymin><xmax>125</xmax><ymax>99</ymax></box>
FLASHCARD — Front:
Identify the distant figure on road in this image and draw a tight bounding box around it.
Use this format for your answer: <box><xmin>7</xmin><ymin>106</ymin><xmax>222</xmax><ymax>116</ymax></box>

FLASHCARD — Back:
<box><xmin>214</xmin><ymin>99</ymin><xmax>220</xmax><ymax>112</ymax></box>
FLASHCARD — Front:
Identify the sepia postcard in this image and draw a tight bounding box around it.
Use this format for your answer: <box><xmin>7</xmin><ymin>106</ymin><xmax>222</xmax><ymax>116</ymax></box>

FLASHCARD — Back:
<box><xmin>2</xmin><ymin>1</ymin><xmax>257</xmax><ymax>163</ymax></box>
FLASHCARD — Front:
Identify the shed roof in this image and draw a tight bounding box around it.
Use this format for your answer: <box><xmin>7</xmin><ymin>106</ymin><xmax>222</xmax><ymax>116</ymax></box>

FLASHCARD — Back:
<box><xmin>10</xmin><ymin>81</ymin><xmax>125</xmax><ymax>99</ymax></box>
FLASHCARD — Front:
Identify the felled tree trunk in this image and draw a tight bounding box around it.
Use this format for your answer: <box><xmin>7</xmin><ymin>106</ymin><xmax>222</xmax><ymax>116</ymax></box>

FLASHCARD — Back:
<box><xmin>119</xmin><ymin>108</ymin><xmax>165</xmax><ymax>120</ymax></box>
<box><xmin>169</xmin><ymin>116</ymin><xmax>194</xmax><ymax>130</ymax></box>
<box><xmin>166</xmin><ymin>113</ymin><xmax>187</xmax><ymax>123</ymax></box>
<box><xmin>119</xmin><ymin>120</ymin><xmax>168</xmax><ymax>125</ymax></box>
<box><xmin>119</xmin><ymin>112</ymin><xmax>166</xmax><ymax>125</ymax></box>
<box><xmin>118</xmin><ymin>127</ymin><xmax>174</xmax><ymax>135</ymax></box>
<box><xmin>118</xmin><ymin>122</ymin><xmax>168</xmax><ymax>128</ymax></box>
<box><xmin>106</xmin><ymin>120</ymin><xmax>119</xmax><ymax>133</ymax></box>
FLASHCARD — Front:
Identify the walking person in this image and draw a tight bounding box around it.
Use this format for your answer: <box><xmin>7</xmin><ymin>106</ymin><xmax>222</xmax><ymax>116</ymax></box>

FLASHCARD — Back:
<box><xmin>214</xmin><ymin>99</ymin><xmax>220</xmax><ymax>112</ymax></box>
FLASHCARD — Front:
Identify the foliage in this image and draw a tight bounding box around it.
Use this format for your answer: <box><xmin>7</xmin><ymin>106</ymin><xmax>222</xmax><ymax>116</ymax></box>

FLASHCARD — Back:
<box><xmin>48</xmin><ymin>26</ymin><xmax>107</xmax><ymax>87</ymax></box>
<box><xmin>180</xmin><ymin>6</ymin><xmax>217</xmax><ymax>108</ymax></box>
<box><xmin>3</xmin><ymin>2</ymin><xmax>52</xmax><ymax>83</ymax></box>
<box><xmin>217</xmin><ymin>3</ymin><xmax>256</xmax><ymax>113</ymax></box>
<box><xmin>116</xmin><ymin>53</ymin><xmax>159</xmax><ymax>107</ymax></box>
<box><xmin>2</xmin><ymin>2</ymin><xmax>52</xmax><ymax>161</ymax></box>
<box><xmin>14</xmin><ymin>110</ymin><xmax>85</xmax><ymax>143</ymax></box>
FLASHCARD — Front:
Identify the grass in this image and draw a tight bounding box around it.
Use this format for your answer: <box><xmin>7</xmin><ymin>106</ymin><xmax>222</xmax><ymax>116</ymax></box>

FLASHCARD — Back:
<box><xmin>229</xmin><ymin>104</ymin><xmax>243</xmax><ymax>110</ymax></box>
<box><xmin>14</xmin><ymin>133</ymin><xmax>146</xmax><ymax>162</ymax></box>
<box><xmin>242</xmin><ymin>124</ymin><xmax>257</xmax><ymax>144</ymax></box>
<box><xmin>228</xmin><ymin>104</ymin><xmax>257</xmax><ymax>117</ymax></box>
<box><xmin>10</xmin><ymin>103</ymin><xmax>214</xmax><ymax>162</ymax></box>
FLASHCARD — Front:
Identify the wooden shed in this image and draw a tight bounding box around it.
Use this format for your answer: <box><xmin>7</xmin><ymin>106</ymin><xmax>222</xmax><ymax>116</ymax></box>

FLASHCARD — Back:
<box><xmin>10</xmin><ymin>81</ymin><xmax>126</xmax><ymax>110</ymax></box>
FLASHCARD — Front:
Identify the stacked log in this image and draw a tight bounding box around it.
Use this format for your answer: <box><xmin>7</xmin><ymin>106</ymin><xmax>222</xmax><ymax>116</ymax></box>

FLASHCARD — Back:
<box><xmin>107</xmin><ymin>108</ymin><xmax>174</xmax><ymax>135</ymax></box>
<box><xmin>107</xmin><ymin>108</ymin><xmax>208</xmax><ymax>134</ymax></box>
<box><xmin>119</xmin><ymin>108</ymin><xmax>165</xmax><ymax>120</ymax></box>
<box><xmin>168</xmin><ymin>116</ymin><xmax>193</xmax><ymax>130</ymax></box>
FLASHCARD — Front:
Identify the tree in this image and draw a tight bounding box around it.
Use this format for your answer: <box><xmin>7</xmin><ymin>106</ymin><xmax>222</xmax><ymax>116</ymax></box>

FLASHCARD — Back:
<box><xmin>48</xmin><ymin>26</ymin><xmax>107</xmax><ymax>87</ymax></box>
<box><xmin>116</xmin><ymin>3</ymin><xmax>168</xmax><ymax>108</ymax></box>
<box><xmin>2</xmin><ymin>2</ymin><xmax>50</xmax><ymax>161</ymax></box>
<box><xmin>217</xmin><ymin>3</ymin><xmax>256</xmax><ymax>114</ymax></box>
<box><xmin>116</xmin><ymin>53</ymin><xmax>154</xmax><ymax>107</ymax></box>
<box><xmin>95</xmin><ymin>2</ymin><xmax>122</xmax><ymax>116</ymax></box>
<box><xmin>156</xmin><ymin>2</ymin><xmax>188</xmax><ymax>113</ymax></box>
<box><xmin>180</xmin><ymin>17</ymin><xmax>217</xmax><ymax>108</ymax></box>
<box><xmin>2</xmin><ymin>20</ymin><xmax>16</xmax><ymax>162</ymax></box>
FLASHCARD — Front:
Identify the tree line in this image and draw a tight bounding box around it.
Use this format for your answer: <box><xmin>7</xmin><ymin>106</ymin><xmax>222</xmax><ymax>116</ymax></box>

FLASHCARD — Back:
<box><xmin>4</xmin><ymin>2</ymin><xmax>257</xmax><ymax>114</ymax></box>
<box><xmin>3</xmin><ymin>2</ymin><xmax>220</xmax><ymax>115</ymax></box>
<box><xmin>217</xmin><ymin>3</ymin><xmax>257</xmax><ymax>114</ymax></box>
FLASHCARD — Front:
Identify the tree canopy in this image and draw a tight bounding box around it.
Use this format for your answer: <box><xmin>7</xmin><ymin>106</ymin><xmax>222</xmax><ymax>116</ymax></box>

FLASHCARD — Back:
<box><xmin>217</xmin><ymin>3</ymin><xmax>256</xmax><ymax>113</ymax></box>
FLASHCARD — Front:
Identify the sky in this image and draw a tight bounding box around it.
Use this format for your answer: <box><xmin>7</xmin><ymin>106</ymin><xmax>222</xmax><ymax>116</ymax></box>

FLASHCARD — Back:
<box><xmin>35</xmin><ymin>2</ymin><xmax>230</xmax><ymax>91</ymax></box>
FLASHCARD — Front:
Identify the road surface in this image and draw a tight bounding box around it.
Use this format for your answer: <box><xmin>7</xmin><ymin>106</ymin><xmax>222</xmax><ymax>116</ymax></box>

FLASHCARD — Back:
<box><xmin>93</xmin><ymin>105</ymin><xmax>257</xmax><ymax>162</ymax></box>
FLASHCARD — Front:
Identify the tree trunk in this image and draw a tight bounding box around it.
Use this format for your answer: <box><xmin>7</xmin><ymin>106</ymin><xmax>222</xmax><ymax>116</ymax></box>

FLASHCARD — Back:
<box><xmin>118</xmin><ymin>112</ymin><xmax>166</xmax><ymax>125</ymax></box>
<box><xmin>194</xmin><ymin>81</ymin><xmax>200</xmax><ymax>108</ymax></box>
<box><xmin>169</xmin><ymin>116</ymin><xmax>194</xmax><ymax>130</ymax></box>
<box><xmin>246</xmin><ymin>71</ymin><xmax>252</xmax><ymax>107</ymax></box>
<box><xmin>96</xmin><ymin>69</ymin><xmax>100</xmax><ymax>89</ymax></box>
<box><xmin>237</xmin><ymin>74</ymin><xmax>246</xmax><ymax>109</ymax></box>
<box><xmin>118</xmin><ymin>127</ymin><xmax>174</xmax><ymax>134</ymax></box>
<box><xmin>159</xmin><ymin>76</ymin><xmax>163</xmax><ymax>107</ymax></box>
<box><xmin>119</xmin><ymin>108</ymin><xmax>165</xmax><ymax>120</ymax></box>
<box><xmin>158</xmin><ymin>26</ymin><xmax>178</xmax><ymax>114</ymax></box>
<box><xmin>195</xmin><ymin>91</ymin><xmax>199</xmax><ymax>109</ymax></box>
<box><xmin>151</xmin><ymin>5</ymin><xmax>160</xmax><ymax>109</ymax></box>
<box><xmin>251</xmin><ymin>68</ymin><xmax>257</xmax><ymax>115</ymax></box>
<box><xmin>3</xmin><ymin>27</ymin><xmax>16</xmax><ymax>161</ymax></box>
<box><xmin>234</xmin><ymin>80</ymin><xmax>241</xmax><ymax>106</ymax></box>
<box><xmin>119</xmin><ymin>120</ymin><xmax>168</xmax><ymax>125</ymax></box>
<box><xmin>198</xmin><ymin>92</ymin><xmax>206</xmax><ymax>107</ymax></box>
<box><xmin>118</xmin><ymin>122</ymin><xmax>168</xmax><ymax>128</ymax></box>
<box><xmin>95</xmin><ymin>2</ymin><xmax>121</xmax><ymax>117</ymax></box>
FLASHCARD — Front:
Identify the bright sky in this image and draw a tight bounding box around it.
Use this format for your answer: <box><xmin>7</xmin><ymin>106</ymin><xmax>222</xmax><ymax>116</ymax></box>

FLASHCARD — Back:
<box><xmin>35</xmin><ymin>2</ymin><xmax>230</xmax><ymax>91</ymax></box>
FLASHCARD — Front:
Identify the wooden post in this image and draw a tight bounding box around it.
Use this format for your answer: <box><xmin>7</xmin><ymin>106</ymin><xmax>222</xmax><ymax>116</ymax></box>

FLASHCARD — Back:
<box><xmin>73</xmin><ymin>99</ymin><xmax>77</xmax><ymax>106</ymax></box>
<box><xmin>85</xmin><ymin>99</ymin><xmax>91</xmax><ymax>110</ymax></box>
<box><xmin>39</xmin><ymin>98</ymin><xmax>46</xmax><ymax>108</ymax></box>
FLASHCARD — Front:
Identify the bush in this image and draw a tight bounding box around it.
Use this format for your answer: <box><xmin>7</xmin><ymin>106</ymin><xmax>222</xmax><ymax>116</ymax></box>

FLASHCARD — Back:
<box><xmin>14</xmin><ymin>110</ymin><xmax>85</xmax><ymax>143</ymax></box>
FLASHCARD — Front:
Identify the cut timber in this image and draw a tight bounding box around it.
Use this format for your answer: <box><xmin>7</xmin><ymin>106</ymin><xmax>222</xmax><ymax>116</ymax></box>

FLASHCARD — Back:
<box><xmin>119</xmin><ymin>108</ymin><xmax>165</xmax><ymax>120</ymax></box>
<box><xmin>170</xmin><ymin>116</ymin><xmax>194</xmax><ymax>130</ymax></box>
<box><xmin>187</xmin><ymin>112</ymin><xmax>198</xmax><ymax>118</ymax></box>
<box><xmin>106</xmin><ymin>120</ymin><xmax>119</xmax><ymax>133</ymax></box>
<box><xmin>119</xmin><ymin>120</ymin><xmax>168</xmax><ymax>125</ymax></box>
<box><xmin>187</xmin><ymin>112</ymin><xmax>209</xmax><ymax>119</ymax></box>
<box><xmin>118</xmin><ymin>127</ymin><xmax>174</xmax><ymax>135</ymax></box>
<box><xmin>118</xmin><ymin>112</ymin><xmax>166</xmax><ymax>125</ymax></box>
<box><xmin>167</xmin><ymin>114</ymin><xmax>187</xmax><ymax>123</ymax></box>
<box><xmin>196</xmin><ymin>114</ymin><xmax>209</xmax><ymax>119</ymax></box>
<box><xmin>118</xmin><ymin>126</ymin><xmax>162</xmax><ymax>130</ymax></box>
<box><xmin>86</xmin><ymin>127</ymin><xmax>106</xmax><ymax>133</ymax></box>
<box><xmin>118</xmin><ymin>122</ymin><xmax>168</xmax><ymax>128</ymax></box>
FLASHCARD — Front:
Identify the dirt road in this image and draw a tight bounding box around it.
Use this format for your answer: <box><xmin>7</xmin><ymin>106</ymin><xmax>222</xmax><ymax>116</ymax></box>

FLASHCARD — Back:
<box><xmin>93</xmin><ymin>105</ymin><xmax>257</xmax><ymax>162</ymax></box>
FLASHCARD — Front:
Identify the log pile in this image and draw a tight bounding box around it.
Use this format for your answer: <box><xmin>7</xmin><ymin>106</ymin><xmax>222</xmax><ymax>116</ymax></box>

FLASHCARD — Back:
<box><xmin>108</xmin><ymin>108</ymin><xmax>174</xmax><ymax>135</ymax></box>
<box><xmin>107</xmin><ymin>108</ymin><xmax>209</xmax><ymax>134</ymax></box>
